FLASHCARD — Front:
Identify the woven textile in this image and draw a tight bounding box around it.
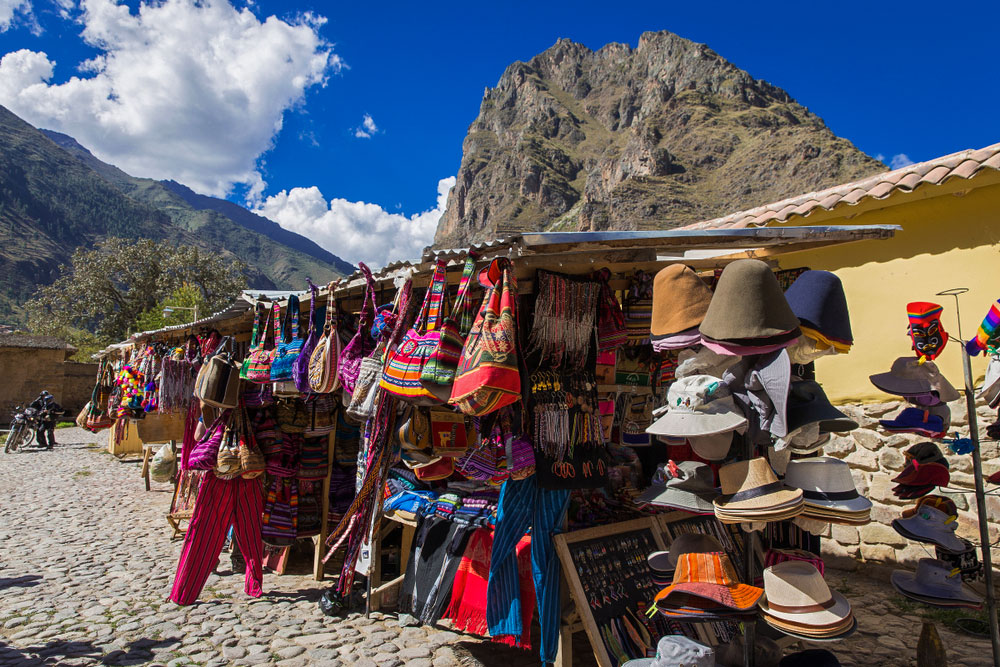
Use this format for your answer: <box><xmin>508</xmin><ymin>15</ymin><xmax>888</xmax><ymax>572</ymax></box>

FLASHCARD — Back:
<box><xmin>528</xmin><ymin>270</ymin><xmax>600</xmax><ymax>369</ymax></box>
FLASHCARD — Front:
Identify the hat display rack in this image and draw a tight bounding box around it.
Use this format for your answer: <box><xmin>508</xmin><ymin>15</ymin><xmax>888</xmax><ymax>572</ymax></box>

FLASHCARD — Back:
<box><xmin>636</xmin><ymin>263</ymin><xmax>872</xmax><ymax>667</ymax></box>
<box><xmin>866</xmin><ymin>287</ymin><xmax>1000</xmax><ymax>665</ymax></box>
<box><xmin>936</xmin><ymin>289</ymin><xmax>999</xmax><ymax>664</ymax></box>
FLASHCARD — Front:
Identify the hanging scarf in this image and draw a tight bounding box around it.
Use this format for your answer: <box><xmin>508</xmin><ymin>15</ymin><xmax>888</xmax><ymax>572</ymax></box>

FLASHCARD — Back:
<box><xmin>967</xmin><ymin>299</ymin><xmax>1000</xmax><ymax>356</ymax></box>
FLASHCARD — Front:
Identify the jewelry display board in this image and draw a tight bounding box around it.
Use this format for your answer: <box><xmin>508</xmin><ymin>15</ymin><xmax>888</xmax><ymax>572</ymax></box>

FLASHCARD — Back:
<box><xmin>554</xmin><ymin>517</ymin><xmax>667</xmax><ymax>667</ymax></box>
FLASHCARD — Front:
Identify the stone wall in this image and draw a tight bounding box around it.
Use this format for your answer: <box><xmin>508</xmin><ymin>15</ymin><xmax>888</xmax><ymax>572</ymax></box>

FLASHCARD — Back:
<box><xmin>0</xmin><ymin>349</ymin><xmax>97</xmax><ymax>424</ymax></box>
<box><xmin>819</xmin><ymin>397</ymin><xmax>1000</xmax><ymax>569</ymax></box>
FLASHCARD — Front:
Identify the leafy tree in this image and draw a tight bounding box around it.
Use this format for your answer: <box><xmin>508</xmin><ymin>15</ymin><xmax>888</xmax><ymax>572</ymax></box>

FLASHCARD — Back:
<box><xmin>133</xmin><ymin>283</ymin><xmax>212</xmax><ymax>334</ymax></box>
<box><xmin>26</xmin><ymin>238</ymin><xmax>246</xmax><ymax>348</ymax></box>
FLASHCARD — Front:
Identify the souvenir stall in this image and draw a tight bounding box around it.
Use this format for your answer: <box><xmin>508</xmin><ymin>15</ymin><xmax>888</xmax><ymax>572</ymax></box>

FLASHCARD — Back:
<box><xmin>300</xmin><ymin>225</ymin><xmax>902</xmax><ymax>667</ymax></box>
<box><xmin>85</xmin><ymin>223</ymin><xmax>1000</xmax><ymax>667</ymax></box>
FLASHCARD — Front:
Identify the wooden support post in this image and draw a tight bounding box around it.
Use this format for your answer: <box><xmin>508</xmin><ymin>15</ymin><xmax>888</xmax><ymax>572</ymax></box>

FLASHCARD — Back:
<box><xmin>313</xmin><ymin>413</ymin><xmax>338</xmax><ymax>581</ymax></box>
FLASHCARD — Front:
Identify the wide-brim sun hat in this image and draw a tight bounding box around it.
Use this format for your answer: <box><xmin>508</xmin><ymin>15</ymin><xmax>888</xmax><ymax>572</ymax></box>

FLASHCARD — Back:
<box><xmin>783</xmin><ymin>457</ymin><xmax>873</xmax><ymax>513</ymax></box>
<box><xmin>785</xmin><ymin>380</ymin><xmax>858</xmax><ymax>434</ymax></box>
<box><xmin>636</xmin><ymin>460</ymin><xmax>720</xmax><ymax>514</ymax></box>
<box><xmin>891</xmin><ymin>558</ymin><xmax>983</xmax><ymax>605</ymax></box>
<box><xmin>699</xmin><ymin>259</ymin><xmax>801</xmax><ymax>342</ymax></box>
<box><xmin>654</xmin><ymin>552</ymin><xmax>763</xmax><ymax>612</ymax></box>
<box><xmin>757</xmin><ymin>561</ymin><xmax>852</xmax><ymax>628</ymax></box>
<box><xmin>688</xmin><ymin>431</ymin><xmax>735</xmax><ymax>461</ymax></box>
<box><xmin>647</xmin><ymin>375</ymin><xmax>747</xmax><ymax>437</ymax></box>
<box><xmin>714</xmin><ymin>457</ymin><xmax>803</xmax><ymax>511</ymax></box>
<box><xmin>891</xmin><ymin>505</ymin><xmax>965</xmax><ymax>553</ymax></box>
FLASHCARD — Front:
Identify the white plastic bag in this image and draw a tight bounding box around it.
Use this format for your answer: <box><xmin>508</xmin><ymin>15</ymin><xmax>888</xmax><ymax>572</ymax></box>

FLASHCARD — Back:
<box><xmin>150</xmin><ymin>444</ymin><xmax>176</xmax><ymax>483</ymax></box>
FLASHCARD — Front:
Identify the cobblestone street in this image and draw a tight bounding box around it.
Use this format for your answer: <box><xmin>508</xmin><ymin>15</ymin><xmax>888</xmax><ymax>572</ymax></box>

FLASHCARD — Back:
<box><xmin>0</xmin><ymin>428</ymin><xmax>994</xmax><ymax>666</ymax></box>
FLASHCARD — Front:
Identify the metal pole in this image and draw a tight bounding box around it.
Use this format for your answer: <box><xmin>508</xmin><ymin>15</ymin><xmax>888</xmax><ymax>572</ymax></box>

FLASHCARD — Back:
<box><xmin>938</xmin><ymin>288</ymin><xmax>1000</xmax><ymax>667</ymax></box>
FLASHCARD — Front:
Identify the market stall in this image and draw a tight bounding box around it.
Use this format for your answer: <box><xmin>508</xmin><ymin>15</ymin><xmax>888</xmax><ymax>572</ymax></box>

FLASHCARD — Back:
<box><xmin>83</xmin><ymin>223</ymin><xmax>1000</xmax><ymax>666</ymax></box>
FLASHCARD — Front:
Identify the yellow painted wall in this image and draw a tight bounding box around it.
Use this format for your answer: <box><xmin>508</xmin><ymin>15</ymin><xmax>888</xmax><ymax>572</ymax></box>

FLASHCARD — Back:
<box><xmin>773</xmin><ymin>179</ymin><xmax>1000</xmax><ymax>404</ymax></box>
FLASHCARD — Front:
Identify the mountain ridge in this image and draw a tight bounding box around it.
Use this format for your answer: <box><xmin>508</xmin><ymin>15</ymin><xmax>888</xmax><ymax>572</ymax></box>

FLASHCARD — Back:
<box><xmin>0</xmin><ymin>105</ymin><xmax>351</xmax><ymax>324</ymax></box>
<box><xmin>435</xmin><ymin>31</ymin><xmax>884</xmax><ymax>246</ymax></box>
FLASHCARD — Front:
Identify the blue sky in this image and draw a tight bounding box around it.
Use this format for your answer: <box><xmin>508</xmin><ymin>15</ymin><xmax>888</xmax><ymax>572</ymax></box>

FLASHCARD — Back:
<box><xmin>1</xmin><ymin>1</ymin><xmax>997</xmax><ymax>266</ymax></box>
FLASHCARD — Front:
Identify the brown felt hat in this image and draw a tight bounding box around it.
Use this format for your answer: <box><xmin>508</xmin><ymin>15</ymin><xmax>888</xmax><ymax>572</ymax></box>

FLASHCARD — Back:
<box><xmin>699</xmin><ymin>259</ymin><xmax>801</xmax><ymax>342</ymax></box>
<box><xmin>650</xmin><ymin>265</ymin><xmax>714</xmax><ymax>338</ymax></box>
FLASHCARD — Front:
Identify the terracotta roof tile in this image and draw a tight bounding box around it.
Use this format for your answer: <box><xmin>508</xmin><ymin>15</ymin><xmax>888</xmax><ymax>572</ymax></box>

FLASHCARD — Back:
<box><xmin>682</xmin><ymin>142</ymin><xmax>1000</xmax><ymax>229</ymax></box>
<box><xmin>897</xmin><ymin>172</ymin><xmax>923</xmax><ymax>190</ymax></box>
<box><xmin>919</xmin><ymin>165</ymin><xmax>951</xmax><ymax>185</ymax></box>
<box><xmin>951</xmin><ymin>159</ymin><xmax>981</xmax><ymax>180</ymax></box>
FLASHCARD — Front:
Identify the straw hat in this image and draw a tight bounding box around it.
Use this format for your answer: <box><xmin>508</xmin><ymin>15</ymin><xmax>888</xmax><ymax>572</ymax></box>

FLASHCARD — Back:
<box><xmin>647</xmin><ymin>375</ymin><xmax>747</xmax><ymax>438</ymax></box>
<box><xmin>654</xmin><ymin>552</ymin><xmax>762</xmax><ymax>612</ymax></box>
<box><xmin>783</xmin><ymin>457</ymin><xmax>872</xmax><ymax>514</ymax></box>
<box><xmin>758</xmin><ymin>561</ymin><xmax>853</xmax><ymax>631</ymax></box>
<box><xmin>714</xmin><ymin>458</ymin><xmax>803</xmax><ymax>512</ymax></box>
<box><xmin>699</xmin><ymin>259</ymin><xmax>801</xmax><ymax>342</ymax></box>
<box><xmin>650</xmin><ymin>265</ymin><xmax>714</xmax><ymax>338</ymax></box>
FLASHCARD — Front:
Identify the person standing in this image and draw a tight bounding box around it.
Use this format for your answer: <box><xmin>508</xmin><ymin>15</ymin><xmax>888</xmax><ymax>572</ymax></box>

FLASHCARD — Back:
<box><xmin>29</xmin><ymin>391</ymin><xmax>63</xmax><ymax>450</ymax></box>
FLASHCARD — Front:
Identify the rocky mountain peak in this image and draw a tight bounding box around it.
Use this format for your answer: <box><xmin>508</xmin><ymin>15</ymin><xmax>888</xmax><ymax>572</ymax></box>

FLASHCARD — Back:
<box><xmin>435</xmin><ymin>31</ymin><xmax>882</xmax><ymax>247</ymax></box>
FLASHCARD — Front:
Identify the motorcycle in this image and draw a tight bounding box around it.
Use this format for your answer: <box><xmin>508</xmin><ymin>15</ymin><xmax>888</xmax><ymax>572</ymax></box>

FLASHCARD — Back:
<box><xmin>5</xmin><ymin>405</ymin><xmax>40</xmax><ymax>453</ymax></box>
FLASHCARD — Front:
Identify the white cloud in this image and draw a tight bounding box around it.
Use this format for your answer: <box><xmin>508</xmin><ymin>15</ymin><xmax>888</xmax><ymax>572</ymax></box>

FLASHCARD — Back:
<box><xmin>889</xmin><ymin>153</ymin><xmax>915</xmax><ymax>170</ymax></box>
<box><xmin>0</xmin><ymin>0</ymin><xmax>339</xmax><ymax>198</ymax></box>
<box><xmin>0</xmin><ymin>0</ymin><xmax>32</xmax><ymax>32</ymax></box>
<box><xmin>354</xmin><ymin>113</ymin><xmax>377</xmax><ymax>138</ymax></box>
<box><xmin>255</xmin><ymin>176</ymin><xmax>456</xmax><ymax>268</ymax></box>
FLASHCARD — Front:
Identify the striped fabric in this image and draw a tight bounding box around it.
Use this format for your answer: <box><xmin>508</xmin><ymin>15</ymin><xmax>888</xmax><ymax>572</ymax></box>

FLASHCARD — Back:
<box><xmin>653</xmin><ymin>552</ymin><xmax>762</xmax><ymax>612</ymax></box>
<box><xmin>967</xmin><ymin>299</ymin><xmax>1000</xmax><ymax>356</ymax></box>
<box><xmin>262</xmin><ymin>477</ymin><xmax>298</xmax><ymax>546</ymax></box>
<box><xmin>297</xmin><ymin>435</ymin><xmax>329</xmax><ymax>480</ymax></box>
<box><xmin>623</xmin><ymin>270</ymin><xmax>654</xmax><ymax>345</ymax></box>
<box><xmin>486</xmin><ymin>476</ymin><xmax>570</xmax><ymax>664</ymax></box>
<box><xmin>168</xmin><ymin>474</ymin><xmax>264</xmax><ymax>605</ymax></box>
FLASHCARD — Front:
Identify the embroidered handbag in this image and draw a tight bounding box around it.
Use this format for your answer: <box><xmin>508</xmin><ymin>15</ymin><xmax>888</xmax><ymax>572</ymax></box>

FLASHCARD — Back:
<box><xmin>293</xmin><ymin>284</ymin><xmax>320</xmax><ymax>393</ymax></box>
<box><xmin>270</xmin><ymin>296</ymin><xmax>303</xmax><ymax>382</ymax></box>
<box><xmin>449</xmin><ymin>258</ymin><xmax>521</xmax><ymax>417</ymax></box>
<box><xmin>345</xmin><ymin>342</ymin><xmax>386</xmax><ymax>423</ymax></box>
<box><xmin>624</xmin><ymin>270</ymin><xmax>654</xmax><ymax>345</ymax></box>
<box><xmin>421</xmin><ymin>252</ymin><xmax>478</xmax><ymax>393</ymax></box>
<box><xmin>262</xmin><ymin>476</ymin><xmax>298</xmax><ymax>547</ymax></box>
<box><xmin>339</xmin><ymin>263</ymin><xmax>377</xmax><ymax>394</ymax></box>
<box><xmin>297</xmin><ymin>435</ymin><xmax>329</xmax><ymax>481</ymax></box>
<box><xmin>302</xmin><ymin>394</ymin><xmax>337</xmax><ymax>437</ymax></box>
<box><xmin>244</xmin><ymin>306</ymin><xmax>275</xmax><ymax>383</ymax></box>
<box><xmin>595</xmin><ymin>268</ymin><xmax>628</xmax><ymax>350</ymax></box>
<box><xmin>414</xmin><ymin>456</ymin><xmax>454</xmax><ymax>482</ymax></box>
<box><xmin>187</xmin><ymin>410</ymin><xmax>231</xmax><ymax>470</ymax></box>
<box><xmin>398</xmin><ymin>406</ymin><xmax>432</xmax><ymax>451</ymax></box>
<box><xmin>380</xmin><ymin>260</ymin><xmax>450</xmax><ymax>403</ymax></box>
<box><xmin>308</xmin><ymin>282</ymin><xmax>342</xmax><ymax>393</ymax></box>
<box><xmin>429</xmin><ymin>408</ymin><xmax>471</xmax><ymax>457</ymax></box>
<box><xmin>276</xmin><ymin>399</ymin><xmax>310</xmax><ymax>433</ymax></box>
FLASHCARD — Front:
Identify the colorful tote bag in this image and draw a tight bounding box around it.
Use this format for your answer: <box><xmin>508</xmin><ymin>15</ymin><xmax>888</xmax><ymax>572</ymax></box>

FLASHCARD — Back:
<box><xmin>308</xmin><ymin>281</ymin><xmax>341</xmax><ymax>393</ymax></box>
<box><xmin>339</xmin><ymin>263</ymin><xmax>377</xmax><ymax>394</ymax></box>
<box><xmin>262</xmin><ymin>476</ymin><xmax>298</xmax><ymax>547</ymax></box>
<box><xmin>240</xmin><ymin>306</ymin><xmax>262</xmax><ymax>380</ymax></box>
<box><xmin>595</xmin><ymin>268</ymin><xmax>628</xmax><ymax>351</ymax></box>
<box><xmin>293</xmin><ymin>283</ymin><xmax>320</xmax><ymax>393</ymax></box>
<box><xmin>270</xmin><ymin>295</ymin><xmax>303</xmax><ymax>382</ymax></box>
<box><xmin>623</xmin><ymin>269</ymin><xmax>654</xmax><ymax>345</ymax></box>
<box><xmin>380</xmin><ymin>260</ymin><xmax>449</xmax><ymax>402</ymax></box>
<box><xmin>421</xmin><ymin>252</ymin><xmax>478</xmax><ymax>388</ymax></box>
<box><xmin>244</xmin><ymin>305</ymin><xmax>275</xmax><ymax>383</ymax></box>
<box><xmin>449</xmin><ymin>258</ymin><xmax>521</xmax><ymax>417</ymax></box>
